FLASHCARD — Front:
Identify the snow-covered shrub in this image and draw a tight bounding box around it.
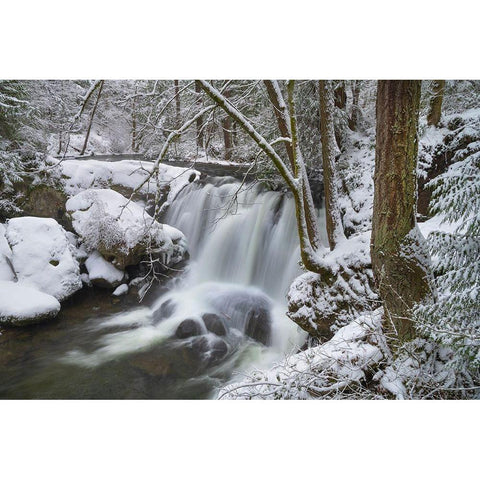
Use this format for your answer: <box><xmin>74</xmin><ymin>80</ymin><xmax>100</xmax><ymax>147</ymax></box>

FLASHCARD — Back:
<box><xmin>415</xmin><ymin>114</ymin><xmax>480</xmax><ymax>376</ymax></box>
<box><xmin>219</xmin><ymin>310</ymin><xmax>388</xmax><ymax>400</ymax></box>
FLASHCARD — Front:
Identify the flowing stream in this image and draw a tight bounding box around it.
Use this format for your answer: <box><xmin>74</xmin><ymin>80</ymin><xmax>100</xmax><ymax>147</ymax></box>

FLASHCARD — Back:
<box><xmin>0</xmin><ymin>176</ymin><xmax>326</xmax><ymax>399</ymax></box>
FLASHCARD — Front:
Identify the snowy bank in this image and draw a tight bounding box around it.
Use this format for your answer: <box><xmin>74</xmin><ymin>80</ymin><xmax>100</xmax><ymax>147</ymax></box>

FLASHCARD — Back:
<box><xmin>219</xmin><ymin>310</ymin><xmax>386</xmax><ymax>400</ymax></box>
<box><xmin>0</xmin><ymin>281</ymin><xmax>61</xmax><ymax>326</ymax></box>
<box><xmin>53</xmin><ymin>157</ymin><xmax>200</xmax><ymax>204</ymax></box>
<box><xmin>5</xmin><ymin>217</ymin><xmax>82</xmax><ymax>301</ymax></box>
<box><xmin>288</xmin><ymin>232</ymin><xmax>378</xmax><ymax>337</ymax></box>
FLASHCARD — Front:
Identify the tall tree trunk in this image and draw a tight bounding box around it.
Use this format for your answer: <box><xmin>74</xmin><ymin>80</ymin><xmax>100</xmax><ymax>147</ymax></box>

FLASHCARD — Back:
<box><xmin>57</xmin><ymin>131</ymin><xmax>63</xmax><ymax>155</ymax></box>
<box><xmin>222</xmin><ymin>87</ymin><xmax>233</xmax><ymax>161</ymax></box>
<box><xmin>80</xmin><ymin>80</ymin><xmax>104</xmax><ymax>156</ymax></box>
<box><xmin>349</xmin><ymin>80</ymin><xmax>361</xmax><ymax>131</ymax></box>
<box><xmin>334</xmin><ymin>81</ymin><xmax>347</xmax><ymax>110</ymax></box>
<box><xmin>427</xmin><ymin>80</ymin><xmax>446</xmax><ymax>127</ymax></box>
<box><xmin>174</xmin><ymin>80</ymin><xmax>181</xmax><ymax>129</ymax></box>
<box><xmin>131</xmin><ymin>84</ymin><xmax>137</xmax><ymax>152</ymax></box>
<box><xmin>264</xmin><ymin>80</ymin><xmax>320</xmax><ymax>250</ymax></box>
<box><xmin>319</xmin><ymin>80</ymin><xmax>346</xmax><ymax>250</ymax></box>
<box><xmin>195</xmin><ymin>80</ymin><xmax>204</xmax><ymax>149</ymax></box>
<box><xmin>371</xmin><ymin>80</ymin><xmax>432</xmax><ymax>342</ymax></box>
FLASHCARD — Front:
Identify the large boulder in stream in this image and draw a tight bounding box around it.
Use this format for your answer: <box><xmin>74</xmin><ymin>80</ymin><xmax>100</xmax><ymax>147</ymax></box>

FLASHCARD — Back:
<box><xmin>175</xmin><ymin>319</ymin><xmax>203</xmax><ymax>339</ymax></box>
<box><xmin>202</xmin><ymin>313</ymin><xmax>227</xmax><ymax>336</ymax></box>
<box><xmin>4</xmin><ymin>216</ymin><xmax>82</xmax><ymax>301</ymax></box>
<box><xmin>0</xmin><ymin>281</ymin><xmax>60</xmax><ymax>326</ymax></box>
<box><xmin>66</xmin><ymin>188</ymin><xmax>188</xmax><ymax>269</ymax></box>
<box><xmin>207</xmin><ymin>286</ymin><xmax>273</xmax><ymax>346</ymax></box>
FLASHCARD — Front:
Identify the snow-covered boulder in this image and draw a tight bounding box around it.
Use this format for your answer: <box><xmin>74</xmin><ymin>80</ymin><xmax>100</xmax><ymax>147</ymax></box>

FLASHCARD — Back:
<box><xmin>5</xmin><ymin>217</ymin><xmax>83</xmax><ymax>301</ymax></box>
<box><xmin>0</xmin><ymin>281</ymin><xmax>61</xmax><ymax>326</ymax></box>
<box><xmin>66</xmin><ymin>189</ymin><xmax>188</xmax><ymax>269</ymax></box>
<box><xmin>0</xmin><ymin>224</ymin><xmax>15</xmax><ymax>281</ymax></box>
<box><xmin>288</xmin><ymin>232</ymin><xmax>378</xmax><ymax>338</ymax></box>
<box><xmin>85</xmin><ymin>251</ymin><xmax>125</xmax><ymax>288</ymax></box>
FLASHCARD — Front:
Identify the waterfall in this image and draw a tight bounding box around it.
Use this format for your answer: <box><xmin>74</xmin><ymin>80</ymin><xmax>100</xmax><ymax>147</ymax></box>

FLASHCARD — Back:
<box><xmin>164</xmin><ymin>178</ymin><xmax>317</xmax><ymax>302</ymax></box>
<box><xmin>65</xmin><ymin>176</ymin><xmax>327</xmax><ymax>393</ymax></box>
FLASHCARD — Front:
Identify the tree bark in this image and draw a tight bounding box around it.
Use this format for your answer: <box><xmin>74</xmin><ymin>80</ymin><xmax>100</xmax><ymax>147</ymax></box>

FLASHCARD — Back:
<box><xmin>349</xmin><ymin>80</ymin><xmax>361</xmax><ymax>131</ymax></box>
<box><xmin>131</xmin><ymin>84</ymin><xmax>138</xmax><ymax>152</ymax></box>
<box><xmin>174</xmin><ymin>80</ymin><xmax>181</xmax><ymax>129</ymax></box>
<box><xmin>222</xmin><ymin>86</ymin><xmax>233</xmax><ymax>161</ymax></box>
<box><xmin>334</xmin><ymin>81</ymin><xmax>347</xmax><ymax>110</ymax></box>
<box><xmin>264</xmin><ymin>80</ymin><xmax>320</xmax><ymax>250</ymax></box>
<box><xmin>371</xmin><ymin>80</ymin><xmax>432</xmax><ymax>342</ymax></box>
<box><xmin>427</xmin><ymin>80</ymin><xmax>446</xmax><ymax>127</ymax></box>
<box><xmin>319</xmin><ymin>80</ymin><xmax>346</xmax><ymax>250</ymax></box>
<box><xmin>80</xmin><ymin>80</ymin><xmax>104</xmax><ymax>156</ymax></box>
<box><xmin>195</xmin><ymin>80</ymin><xmax>204</xmax><ymax>149</ymax></box>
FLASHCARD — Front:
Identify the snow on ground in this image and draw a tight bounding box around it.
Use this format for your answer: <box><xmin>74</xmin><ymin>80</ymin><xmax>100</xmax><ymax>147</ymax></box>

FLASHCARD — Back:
<box><xmin>218</xmin><ymin>309</ymin><xmax>386</xmax><ymax>400</ymax></box>
<box><xmin>66</xmin><ymin>188</ymin><xmax>188</xmax><ymax>268</ymax></box>
<box><xmin>5</xmin><ymin>217</ymin><xmax>82</xmax><ymax>301</ymax></box>
<box><xmin>0</xmin><ymin>280</ymin><xmax>61</xmax><ymax>326</ymax></box>
<box><xmin>85</xmin><ymin>251</ymin><xmax>125</xmax><ymax>288</ymax></box>
<box><xmin>0</xmin><ymin>224</ymin><xmax>15</xmax><ymax>281</ymax></box>
<box><xmin>51</xmin><ymin>157</ymin><xmax>200</xmax><ymax>204</ymax></box>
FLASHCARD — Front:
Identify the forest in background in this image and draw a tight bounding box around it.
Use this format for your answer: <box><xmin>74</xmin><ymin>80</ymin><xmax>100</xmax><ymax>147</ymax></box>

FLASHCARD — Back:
<box><xmin>0</xmin><ymin>79</ymin><xmax>479</xmax><ymax>399</ymax></box>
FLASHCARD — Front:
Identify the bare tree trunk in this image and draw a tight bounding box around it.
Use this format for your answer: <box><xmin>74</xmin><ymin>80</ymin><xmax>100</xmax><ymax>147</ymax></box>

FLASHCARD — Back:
<box><xmin>264</xmin><ymin>80</ymin><xmax>320</xmax><ymax>250</ymax></box>
<box><xmin>334</xmin><ymin>81</ymin><xmax>347</xmax><ymax>110</ymax></box>
<box><xmin>222</xmin><ymin>86</ymin><xmax>233</xmax><ymax>161</ymax></box>
<box><xmin>319</xmin><ymin>80</ymin><xmax>346</xmax><ymax>250</ymax></box>
<box><xmin>427</xmin><ymin>80</ymin><xmax>446</xmax><ymax>127</ymax></box>
<box><xmin>80</xmin><ymin>80</ymin><xmax>104</xmax><ymax>156</ymax></box>
<box><xmin>195</xmin><ymin>80</ymin><xmax>204</xmax><ymax>149</ymax></box>
<box><xmin>371</xmin><ymin>80</ymin><xmax>432</xmax><ymax>342</ymax></box>
<box><xmin>174</xmin><ymin>80</ymin><xmax>181</xmax><ymax>129</ymax></box>
<box><xmin>131</xmin><ymin>84</ymin><xmax>137</xmax><ymax>152</ymax></box>
<box><xmin>57</xmin><ymin>131</ymin><xmax>63</xmax><ymax>155</ymax></box>
<box><xmin>349</xmin><ymin>80</ymin><xmax>361</xmax><ymax>131</ymax></box>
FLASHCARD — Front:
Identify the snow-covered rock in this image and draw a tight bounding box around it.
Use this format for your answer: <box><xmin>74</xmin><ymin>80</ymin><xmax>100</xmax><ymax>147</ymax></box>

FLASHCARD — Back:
<box><xmin>288</xmin><ymin>232</ymin><xmax>378</xmax><ymax>337</ymax></box>
<box><xmin>0</xmin><ymin>224</ymin><xmax>15</xmax><ymax>281</ymax></box>
<box><xmin>112</xmin><ymin>283</ymin><xmax>129</xmax><ymax>296</ymax></box>
<box><xmin>54</xmin><ymin>157</ymin><xmax>200</xmax><ymax>204</ymax></box>
<box><xmin>66</xmin><ymin>188</ymin><xmax>188</xmax><ymax>269</ymax></box>
<box><xmin>85</xmin><ymin>251</ymin><xmax>125</xmax><ymax>288</ymax></box>
<box><xmin>5</xmin><ymin>217</ymin><xmax>83</xmax><ymax>301</ymax></box>
<box><xmin>0</xmin><ymin>281</ymin><xmax>61</xmax><ymax>326</ymax></box>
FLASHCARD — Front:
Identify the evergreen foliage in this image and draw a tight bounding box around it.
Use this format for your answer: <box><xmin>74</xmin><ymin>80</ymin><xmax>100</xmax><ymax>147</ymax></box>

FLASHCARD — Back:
<box><xmin>415</xmin><ymin>116</ymin><xmax>480</xmax><ymax>373</ymax></box>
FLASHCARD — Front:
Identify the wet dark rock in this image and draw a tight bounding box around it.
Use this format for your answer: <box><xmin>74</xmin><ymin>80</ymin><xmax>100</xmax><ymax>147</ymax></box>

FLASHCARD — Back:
<box><xmin>207</xmin><ymin>338</ymin><xmax>229</xmax><ymax>364</ymax></box>
<box><xmin>245</xmin><ymin>308</ymin><xmax>271</xmax><ymax>346</ymax></box>
<box><xmin>202</xmin><ymin>313</ymin><xmax>227</xmax><ymax>336</ymax></box>
<box><xmin>175</xmin><ymin>318</ymin><xmax>203</xmax><ymax>339</ymax></box>
<box><xmin>209</xmin><ymin>289</ymin><xmax>272</xmax><ymax>346</ymax></box>
<box><xmin>152</xmin><ymin>299</ymin><xmax>176</xmax><ymax>325</ymax></box>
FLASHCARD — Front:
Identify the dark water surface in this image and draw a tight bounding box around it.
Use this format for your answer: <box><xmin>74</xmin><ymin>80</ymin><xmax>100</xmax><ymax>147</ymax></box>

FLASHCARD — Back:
<box><xmin>0</xmin><ymin>288</ymin><xmax>236</xmax><ymax>399</ymax></box>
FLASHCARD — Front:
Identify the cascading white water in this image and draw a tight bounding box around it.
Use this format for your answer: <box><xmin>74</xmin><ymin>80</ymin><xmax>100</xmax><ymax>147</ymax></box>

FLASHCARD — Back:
<box><xmin>164</xmin><ymin>179</ymin><xmax>311</xmax><ymax>302</ymax></box>
<box><xmin>66</xmin><ymin>176</ymin><xmax>327</xmax><ymax>390</ymax></box>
